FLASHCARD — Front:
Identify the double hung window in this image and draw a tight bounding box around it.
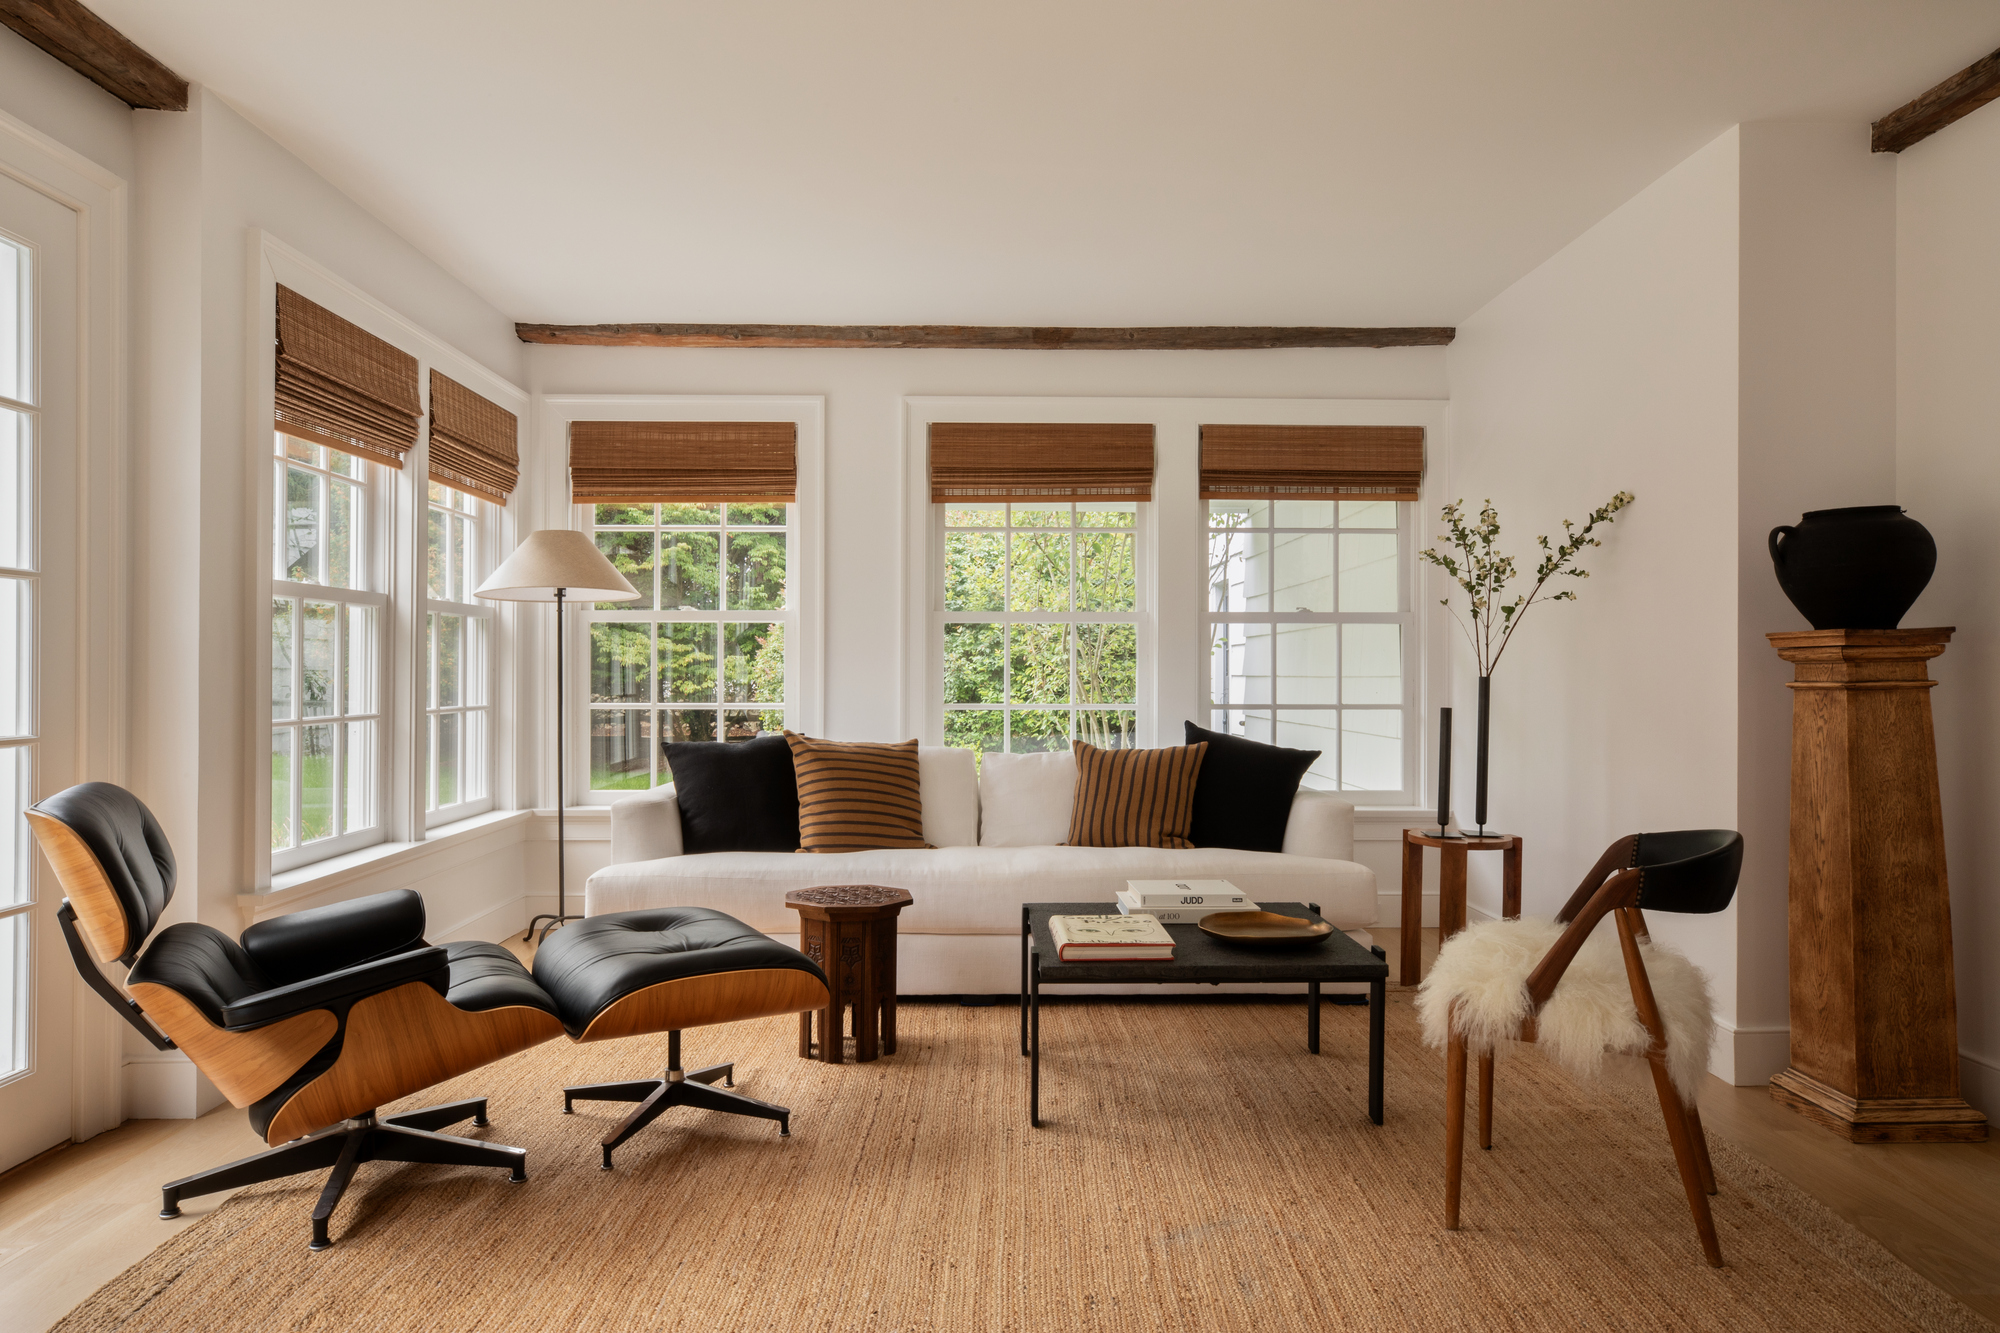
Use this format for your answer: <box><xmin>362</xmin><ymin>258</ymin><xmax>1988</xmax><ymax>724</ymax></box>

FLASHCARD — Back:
<box><xmin>587</xmin><ymin>502</ymin><xmax>792</xmax><ymax>789</ymax></box>
<box><xmin>426</xmin><ymin>483</ymin><xmax>492</xmax><ymax>819</ymax></box>
<box><xmin>271</xmin><ymin>435</ymin><xmax>385</xmax><ymax>864</ymax></box>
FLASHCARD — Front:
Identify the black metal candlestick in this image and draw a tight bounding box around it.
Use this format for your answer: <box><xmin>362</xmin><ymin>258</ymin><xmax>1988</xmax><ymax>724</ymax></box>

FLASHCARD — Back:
<box><xmin>1474</xmin><ymin>674</ymin><xmax>1491</xmax><ymax>837</ymax></box>
<box><xmin>1434</xmin><ymin>706</ymin><xmax>1455</xmax><ymax>838</ymax></box>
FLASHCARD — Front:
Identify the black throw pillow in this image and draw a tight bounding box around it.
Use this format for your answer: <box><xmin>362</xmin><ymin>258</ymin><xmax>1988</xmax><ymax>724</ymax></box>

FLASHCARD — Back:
<box><xmin>664</xmin><ymin>734</ymin><xmax>800</xmax><ymax>853</ymax></box>
<box><xmin>1183</xmin><ymin>721</ymin><xmax>1321</xmax><ymax>852</ymax></box>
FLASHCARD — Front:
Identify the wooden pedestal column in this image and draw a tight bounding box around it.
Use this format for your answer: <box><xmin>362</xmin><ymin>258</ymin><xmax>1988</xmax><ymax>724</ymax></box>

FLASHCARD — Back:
<box><xmin>1767</xmin><ymin>628</ymin><xmax>1986</xmax><ymax>1143</ymax></box>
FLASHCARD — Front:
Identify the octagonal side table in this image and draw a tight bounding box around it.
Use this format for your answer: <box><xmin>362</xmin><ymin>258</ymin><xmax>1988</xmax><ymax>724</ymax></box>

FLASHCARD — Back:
<box><xmin>785</xmin><ymin>885</ymin><xmax>912</xmax><ymax>1064</ymax></box>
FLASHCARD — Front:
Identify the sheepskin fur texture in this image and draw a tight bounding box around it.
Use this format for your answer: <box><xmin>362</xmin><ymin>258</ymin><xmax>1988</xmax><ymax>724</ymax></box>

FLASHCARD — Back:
<box><xmin>1415</xmin><ymin>916</ymin><xmax>1715</xmax><ymax>1103</ymax></box>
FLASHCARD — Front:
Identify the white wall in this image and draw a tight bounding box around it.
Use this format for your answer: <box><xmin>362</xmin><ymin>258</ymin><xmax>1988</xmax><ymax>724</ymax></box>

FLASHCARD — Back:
<box><xmin>0</xmin><ymin>27</ymin><xmax>134</xmax><ymax>183</ymax></box>
<box><xmin>1445</xmin><ymin>127</ymin><xmax>1744</xmax><ymax>1067</ymax></box>
<box><xmin>1445</xmin><ymin>122</ymin><xmax>1899</xmax><ymax>1086</ymax></box>
<box><xmin>1895</xmin><ymin>103</ymin><xmax>2000</xmax><ymax>1116</ymax></box>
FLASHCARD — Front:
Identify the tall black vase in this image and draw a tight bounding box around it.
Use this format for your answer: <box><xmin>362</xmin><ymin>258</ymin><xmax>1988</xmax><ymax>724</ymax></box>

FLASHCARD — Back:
<box><xmin>1475</xmin><ymin>675</ymin><xmax>1490</xmax><ymax>837</ymax></box>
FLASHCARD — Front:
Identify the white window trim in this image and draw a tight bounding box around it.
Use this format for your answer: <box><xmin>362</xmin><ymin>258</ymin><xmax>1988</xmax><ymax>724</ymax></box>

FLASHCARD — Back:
<box><xmin>535</xmin><ymin>395</ymin><xmax>825</xmax><ymax>810</ymax></box>
<box><xmin>902</xmin><ymin>396</ymin><xmax>1450</xmax><ymax>810</ymax></box>
<box><xmin>248</xmin><ymin>231</ymin><xmax>526</xmax><ymax>886</ymax></box>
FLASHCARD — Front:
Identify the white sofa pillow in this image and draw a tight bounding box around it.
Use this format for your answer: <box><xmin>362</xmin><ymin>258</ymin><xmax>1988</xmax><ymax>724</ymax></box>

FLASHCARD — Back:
<box><xmin>978</xmin><ymin>750</ymin><xmax>1077</xmax><ymax>846</ymax></box>
<box><xmin>917</xmin><ymin>746</ymin><xmax>980</xmax><ymax>847</ymax></box>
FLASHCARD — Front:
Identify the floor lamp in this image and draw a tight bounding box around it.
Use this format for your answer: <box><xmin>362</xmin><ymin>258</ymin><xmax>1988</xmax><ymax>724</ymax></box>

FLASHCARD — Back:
<box><xmin>475</xmin><ymin>529</ymin><xmax>639</xmax><ymax>943</ymax></box>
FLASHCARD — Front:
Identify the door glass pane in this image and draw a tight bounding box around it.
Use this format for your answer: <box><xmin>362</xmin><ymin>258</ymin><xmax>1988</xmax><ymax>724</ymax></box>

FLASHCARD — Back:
<box><xmin>1275</xmin><ymin>622</ymin><xmax>1339</xmax><ymax>704</ymax></box>
<box><xmin>1335</xmin><ymin>709</ymin><xmax>1402</xmax><ymax>792</ymax></box>
<box><xmin>271</xmin><ymin>599</ymin><xmax>293</xmax><ymax>720</ymax></box>
<box><xmin>658</xmin><ymin>623</ymin><xmax>715</xmax><ymax>703</ymax></box>
<box><xmin>723</xmin><ymin>622</ymin><xmax>782</xmax><ymax>704</ymax></box>
<box><xmin>944</xmin><ymin>532</ymin><xmax>1004</xmax><ymax>611</ymax></box>
<box><xmin>301</xmin><ymin>602</ymin><xmax>335</xmax><ymax>717</ymax></box>
<box><xmin>726</xmin><ymin>532</ymin><xmax>787</xmax><ymax>610</ymax></box>
<box><xmin>271</xmin><ymin>728</ymin><xmax>293</xmax><ymax>850</ymax></box>
<box><xmin>1008</xmin><ymin>533</ymin><xmax>1069</xmax><ymax>612</ymax></box>
<box><xmin>659</xmin><ymin>532</ymin><xmax>719</xmax><ymax>610</ymax></box>
<box><xmin>344</xmin><ymin>721</ymin><xmax>373</xmax><ymax>832</ymax></box>
<box><xmin>942</xmin><ymin>623</ymin><xmax>1003</xmax><ymax>706</ymax></box>
<box><xmin>1269</xmin><ymin>532</ymin><xmax>1333</xmax><ymax>612</ymax></box>
<box><xmin>1341</xmin><ymin>623</ymin><xmax>1402</xmax><ymax>704</ymax></box>
<box><xmin>596</xmin><ymin>531</ymin><xmax>654</xmax><ymax>610</ymax></box>
<box><xmin>1338</xmin><ymin>533</ymin><xmax>1399</xmax><ymax>612</ymax></box>
<box><xmin>0</xmin><ymin>577</ymin><xmax>27</xmax><ymax>737</ymax></box>
<box><xmin>591</xmin><ymin>623</ymin><xmax>652</xmax><ymax>703</ymax></box>
<box><xmin>0</xmin><ymin>746</ymin><xmax>28</xmax><ymax>907</ymax></box>
<box><xmin>0</xmin><ymin>407</ymin><xmax>28</xmax><ymax>570</ymax></box>
<box><xmin>300</xmin><ymin>724</ymin><xmax>334</xmax><ymax>842</ymax></box>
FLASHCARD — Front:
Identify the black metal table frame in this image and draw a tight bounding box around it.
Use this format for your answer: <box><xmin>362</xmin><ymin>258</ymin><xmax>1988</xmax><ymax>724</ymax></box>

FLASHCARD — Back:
<box><xmin>1020</xmin><ymin>901</ymin><xmax>1387</xmax><ymax>1128</ymax></box>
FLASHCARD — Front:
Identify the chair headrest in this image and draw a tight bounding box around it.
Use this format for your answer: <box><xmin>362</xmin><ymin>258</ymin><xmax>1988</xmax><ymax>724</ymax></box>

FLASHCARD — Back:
<box><xmin>1632</xmin><ymin>829</ymin><xmax>1742</xmax><ymax>916</ymax></box>
<box><xmin>28</xmin><ymin>783</ymin><xmax>176</xmax><ymax>965</ymax></box>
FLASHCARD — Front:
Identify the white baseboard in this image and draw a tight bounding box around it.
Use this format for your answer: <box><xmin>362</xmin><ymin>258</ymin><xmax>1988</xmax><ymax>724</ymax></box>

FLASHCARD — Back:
<box><xmin>1378</xmin><ymin>890</ymin><xmax>1438</xmax><ymax>928</ymax></box>
<box><xmin>123</xmin><ymin>1050</ymin><xmax>223</xmax><ymax>1120</ymax></box>
<box><xmin>433</xmin><ymin>894</ymin><xmax>533</xmax><ymax>944</ymax></box>
<box><xmin>1709</xmin><ymin>1023</ymin><xmax>1789</xmax><ymax>1086</ymax></box>
<box><xmin>1960</xmin><ymin>1049</ymin><xmax>2000</xmax><ymax>1117</ymax></box>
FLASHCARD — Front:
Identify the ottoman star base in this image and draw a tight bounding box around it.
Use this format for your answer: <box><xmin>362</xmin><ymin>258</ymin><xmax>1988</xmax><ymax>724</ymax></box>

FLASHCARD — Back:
<box><xmin>563</xmin><ymin>1030</ymin><xmax>792</xmax><ymax>1169</ymax></box>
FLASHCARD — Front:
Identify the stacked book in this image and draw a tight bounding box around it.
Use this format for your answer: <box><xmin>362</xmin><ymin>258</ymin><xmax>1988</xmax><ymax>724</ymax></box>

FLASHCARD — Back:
<box><xmin>1116</xmin><ymin>879</ymin><xmax>1254</xmax><ymax>924</ymax></box>
<box><xmin>1047</xmin><ymin>914</ymin><xmax>1175</xmax><ymax>961</ymax></box>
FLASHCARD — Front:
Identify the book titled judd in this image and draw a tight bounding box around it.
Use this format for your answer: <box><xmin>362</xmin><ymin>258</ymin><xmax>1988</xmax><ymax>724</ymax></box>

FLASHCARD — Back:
<box><xmin>1047</xmin><ymin>914</ymin><xmax>1175</xmax><ymax>962</ymax></box>
<box><xmin>1122</xmin><ymin>880</ymin><xmax>1250</xmax><ymax>907</ymax></box>
<box><xmin>1115</xmin><ymin>892</ymin><xmax>1255</xmax><ymax>924</ymax></box>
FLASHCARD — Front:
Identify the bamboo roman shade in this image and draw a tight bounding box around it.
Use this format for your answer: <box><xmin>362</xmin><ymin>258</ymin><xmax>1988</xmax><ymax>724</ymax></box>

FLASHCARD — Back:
<box><xmin>568</xmin><ymin>421</ymin><xmax>797</xmax><ymax>505</ymax></box>
<box><xmin>428</xmin><ymin>371</ymin><xmax>519</xmax><ymax>502</ymax></box>
<box><xmin>928</xmin><ymin>423</ymin><xmax>1155</xmax><ymax>503</ymax></box>
<box><xmin>1199</xmin><ymin>424</ymin><xmax>1425</xmax><ymax>502</ymax></box>
<box><xmin>274</xmin><ymin>285</ymin><xmax>421</xmax><ymax>466</ymax></box>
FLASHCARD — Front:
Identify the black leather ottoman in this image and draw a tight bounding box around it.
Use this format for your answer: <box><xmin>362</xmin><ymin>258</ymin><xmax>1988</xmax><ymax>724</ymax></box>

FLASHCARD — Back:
<box><xmin>533</xmin><ymin>908</ymin><xmax>830</xmax><ymax>1167</ymax></box>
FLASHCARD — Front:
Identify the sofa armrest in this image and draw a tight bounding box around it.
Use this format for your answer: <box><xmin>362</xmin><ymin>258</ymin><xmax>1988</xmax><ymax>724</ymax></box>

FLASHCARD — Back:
<box><xmin>610</xmin><ymin>784</ymin><xmax>684</xmax><ymax>865</ymax></box>
<box><xmin>1282</xmin><ymin>790</ymin><xmax>1356</xmax><ymax>861</ymax></box>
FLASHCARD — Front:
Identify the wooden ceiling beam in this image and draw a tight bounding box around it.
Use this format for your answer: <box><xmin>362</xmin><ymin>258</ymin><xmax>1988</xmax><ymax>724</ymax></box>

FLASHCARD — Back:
<box><xmin>1873</xmin><ymin>44</ymin><xmax>2000</xmax><ymax>153</ymax></box>
<box><xmin>0</xmin><ymin>0</ymin><xmax>186</xmax><ymax>111</ymax></box>
<box><xmin>515</xmin><ymin>323</ymin><xmax>1455</xmax><ymax>350</ymax></box>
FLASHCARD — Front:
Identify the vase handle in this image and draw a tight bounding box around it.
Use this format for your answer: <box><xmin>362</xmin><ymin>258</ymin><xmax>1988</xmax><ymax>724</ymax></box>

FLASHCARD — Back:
<box><xmin>1768</xmin><ymin>525</ymin><xmax>1795</xmax><ymax>567</ymax></box>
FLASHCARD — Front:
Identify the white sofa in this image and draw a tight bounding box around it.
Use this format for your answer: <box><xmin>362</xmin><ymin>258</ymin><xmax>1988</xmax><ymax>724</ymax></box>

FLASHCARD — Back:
<box><xmin>588</xmin><ymin>747</ymin><xmax>1378</xmax><ymax>994</ymax></box>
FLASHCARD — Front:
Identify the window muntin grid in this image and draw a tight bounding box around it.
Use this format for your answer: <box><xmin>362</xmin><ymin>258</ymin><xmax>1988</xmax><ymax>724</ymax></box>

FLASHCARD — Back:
<box><xmin>426</xmin><ymin>482</ymin><xmax>493</xmax><ymax>819</ymax></box>
<box><xmin>938</xmin><ymin>501</ymin><xmax>1140</xmax><ymax>756</ymax></box>
<box><xmin>1203</xmin><ymin>498</ymin><xmax>1414</xmax><ymax>799</ymax></box>
<box><xmin>586</xmin><ymin>503</ymin><xmax>792</xmax><ymax>790</ymax></box>
<box><xmin>0</xmin><ymin>233</ymin><xmax>35</xmax><ymax>1080</ymax></box>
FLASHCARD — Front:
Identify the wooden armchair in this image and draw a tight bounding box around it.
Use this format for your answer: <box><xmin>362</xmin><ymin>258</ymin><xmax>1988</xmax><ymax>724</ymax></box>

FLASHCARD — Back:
<box><xmin>1418</xmin><ymin>829</ymin><xmax>1743</xmax><ymax>1267</ymax></box>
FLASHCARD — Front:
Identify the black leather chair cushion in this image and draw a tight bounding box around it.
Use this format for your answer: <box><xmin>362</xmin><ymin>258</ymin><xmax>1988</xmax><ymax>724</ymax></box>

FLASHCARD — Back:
<box><xmin>241</xmin><ymin>889</ymin><xmax>428</xmax><ymax>988</ymax></box>
<box><xmin>532</xmin><ymin>908</ymin><xmax>827</xmax><ymax>1038</ymax></box>
<box><xmin>127</xmin><ymin>923</ymin><xmax>269</xmax><ymax>1026</ymax></box>
<box><xmin>36</xmin><ymin>782</ymin><xmax>175</xmax><ymax>964</ymax></box>
<box><xmin>444</xmin><ymin>941</ymin><xmax>561</xmax><ymax>1016</ymax></box>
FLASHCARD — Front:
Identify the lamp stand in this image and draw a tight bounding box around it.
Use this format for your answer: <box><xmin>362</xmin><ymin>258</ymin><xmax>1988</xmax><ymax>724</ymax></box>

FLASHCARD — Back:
<box><xmin>526</xmin><ymin>587</ymin><xmax>582</xmax><ymax>944</ymax></box>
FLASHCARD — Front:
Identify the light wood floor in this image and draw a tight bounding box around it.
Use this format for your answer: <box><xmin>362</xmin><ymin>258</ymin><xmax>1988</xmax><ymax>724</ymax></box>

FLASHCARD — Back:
<box><xmin>2</xmin><ymin>928</ymin><xmax>1995</xmax><ymax>1330</ymax></box>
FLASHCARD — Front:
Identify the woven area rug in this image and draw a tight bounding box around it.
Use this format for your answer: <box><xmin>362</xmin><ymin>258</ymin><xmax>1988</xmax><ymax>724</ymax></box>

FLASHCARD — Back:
<box><xmin>56</xmin><ymin>995</ymin><xmax>1991</xmax><ymax>1332</ymax></box>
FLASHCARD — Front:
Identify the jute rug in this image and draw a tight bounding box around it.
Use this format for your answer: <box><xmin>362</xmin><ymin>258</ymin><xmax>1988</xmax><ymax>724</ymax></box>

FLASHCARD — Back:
<box><xmin>55</xmin><ymin>995</ymin><xmax>1991</xmax><ymax>1332</ymax></box>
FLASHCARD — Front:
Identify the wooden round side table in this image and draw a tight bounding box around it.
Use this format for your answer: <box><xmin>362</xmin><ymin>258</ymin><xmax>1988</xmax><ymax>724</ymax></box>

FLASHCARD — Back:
<box><xmin>785</xmin><ymin>885</ymin><xmax>912</xmax><ymax>1064</ymax></box>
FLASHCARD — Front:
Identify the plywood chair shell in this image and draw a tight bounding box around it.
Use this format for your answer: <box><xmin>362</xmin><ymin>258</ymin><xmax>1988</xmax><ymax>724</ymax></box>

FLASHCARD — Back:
<box><xmin>24</xmin><ymin>810</ymin><xmax>130</xmax><ymax>962</ymax></box>
<box><xmin>263</xmin><ymin>982</ymin><xmax>565</xmax><ymax>1145</ymax></box>
<box><xmin>125</xmin><ymin>982</ymin><xmax>338</xmax><ymax>1108</ymax></box>
<box><xmin>576</xmin><ymin>968</ymin><xmax>831</xmax><ymax>1044</ymax></box>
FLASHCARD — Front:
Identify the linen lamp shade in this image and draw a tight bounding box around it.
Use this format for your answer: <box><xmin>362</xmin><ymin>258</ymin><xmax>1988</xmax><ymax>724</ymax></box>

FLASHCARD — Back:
<box><xmin>475</xmin><ymin>529</ymin><xmax>639</xmax><ymax>603</ymax></box>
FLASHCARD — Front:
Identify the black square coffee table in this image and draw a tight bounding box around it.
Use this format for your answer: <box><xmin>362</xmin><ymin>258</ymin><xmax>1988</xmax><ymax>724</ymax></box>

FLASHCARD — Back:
<box><xmin>1020</xmin><ymin>901</ymin><xmax>1388</xmax><ymax>1128</ymax></box>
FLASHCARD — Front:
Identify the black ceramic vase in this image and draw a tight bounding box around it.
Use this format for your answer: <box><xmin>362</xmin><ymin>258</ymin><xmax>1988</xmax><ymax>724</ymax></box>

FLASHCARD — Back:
<box><xmin>1768</xmin><ymin>506</ymin><xmax>1936</xmax><ymax>630</ymax></box>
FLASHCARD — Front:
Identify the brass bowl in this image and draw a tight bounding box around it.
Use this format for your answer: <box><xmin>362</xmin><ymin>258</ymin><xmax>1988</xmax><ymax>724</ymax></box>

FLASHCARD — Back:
<box><xmin>1197</xmin><ymin>911</ymin><xmax>1334</xmax><ymax>945</ymax></box>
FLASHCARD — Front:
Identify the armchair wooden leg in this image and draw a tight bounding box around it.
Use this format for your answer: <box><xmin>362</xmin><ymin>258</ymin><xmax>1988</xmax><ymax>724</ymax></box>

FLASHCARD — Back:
<box><xmin>1685</xmin><ymin>1100</ymin><xmax>1718</xmax><ymax>1196</ymax></box>
<box><xmin>1647</xmin><ymin>1056</ymin><xmax>1725</xmax><ymax>1267</ymax></box>
<box><xmin>1445</xmin><ymin>1028</ymin><xmax>1468</xmax><ymax>1230</ymax></box>
<box><xmin>1478</xmin><ymin>1050</ymin><xmax>1494</xmax><ymax>1150</ymax></box>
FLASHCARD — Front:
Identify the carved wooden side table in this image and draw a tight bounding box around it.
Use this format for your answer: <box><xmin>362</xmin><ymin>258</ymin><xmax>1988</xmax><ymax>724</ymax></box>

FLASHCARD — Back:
<box><xmin>785</xmin><ymin>885</ymin><xmax>912</xmax><ymax>1064</ymax></box>
<box><xmin>1398</xmin><ymin>830</ymin><xmax>1521</xmax><ymax>986</ymax></box>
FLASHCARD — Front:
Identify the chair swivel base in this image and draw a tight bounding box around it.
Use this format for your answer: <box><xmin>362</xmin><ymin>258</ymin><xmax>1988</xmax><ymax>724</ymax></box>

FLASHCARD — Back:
<box><xmin>564</xmin><ymin>1056</ymin><xmax>792</xmax><ymax>1170</ymax></box>
<box><xmin>158</xmin><ymin>1097</ymin><xmax>527</xmax><ymax>1251</ymax></box>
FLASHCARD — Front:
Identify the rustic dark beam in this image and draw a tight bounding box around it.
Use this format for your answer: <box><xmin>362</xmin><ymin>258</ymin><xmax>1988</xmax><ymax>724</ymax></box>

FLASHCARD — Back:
<box><xmin>515</xmin><ymin>323</ymin><xmax>1455</xmax><ymax>350</ymax></box>
<box><xmin>1873</xmin><ymin>44</ymin><xmax>2000</xmax><ymax>152</ymax></box>
<box><xmin>0</xmin><ymin>0</ymin><xmax>186</xmax><ymax>111</ymax></box>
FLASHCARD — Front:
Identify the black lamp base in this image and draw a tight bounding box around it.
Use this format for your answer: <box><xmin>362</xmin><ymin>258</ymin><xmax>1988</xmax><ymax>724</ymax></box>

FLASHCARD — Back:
<box><xmin>525</xmin><ymin>910</ymin><xmax>583</xmax><ymax>945</ymax></box>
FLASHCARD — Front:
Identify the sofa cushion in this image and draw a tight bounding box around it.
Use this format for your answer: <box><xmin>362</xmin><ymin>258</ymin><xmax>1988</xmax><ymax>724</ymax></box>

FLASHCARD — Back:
<box><xmin>1183</xmin><ymin>721</ymin><xmax>1320</xmax><ymax>853</ymax></box>
<box><xmin>585</xmin><ymin>843</ymin><xmax>1378</xmax><ymax>935</ymax></box>
<box><xmin>786</xmin><ymin>732</ymin><xmax>929</xmax><ymax>852</ymax></box>
<box><xmin>1067</xmin><ymin>740</ymin><xmax>1207</xmax><ymax>849</ymax></box>
<box><xmin>978</xmin><ymin>751</ymin><xmax>1076</xmax><ymax>847</ymax></box>
<box><xmin>918</xmin><ymin>746</ymin><xmax>980</xmax><ymax>847</ymax></box>
<box><xmin>664</xmin><ymin>734</ymin><xmax>799</xmax><ymax>853</ymax></box>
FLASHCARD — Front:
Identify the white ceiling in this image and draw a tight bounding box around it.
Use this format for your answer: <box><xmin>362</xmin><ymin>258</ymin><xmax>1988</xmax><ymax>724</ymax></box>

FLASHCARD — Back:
<box><xmin>94</xmin><ymin>1</ymin><xmax>1998</xmax><ymax>327</ymax></box>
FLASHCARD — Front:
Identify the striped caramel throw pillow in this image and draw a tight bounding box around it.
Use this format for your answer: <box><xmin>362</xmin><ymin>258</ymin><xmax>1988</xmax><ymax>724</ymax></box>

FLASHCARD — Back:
<box><xmin>784</xmin><ymin>732</ymin><xmax>931</xmax><ymax>853</ymax></box>
<box><xmin>1066</xmin><ymin>740</ymin><xmax>1208</xmax><ymax>849</ymax></box>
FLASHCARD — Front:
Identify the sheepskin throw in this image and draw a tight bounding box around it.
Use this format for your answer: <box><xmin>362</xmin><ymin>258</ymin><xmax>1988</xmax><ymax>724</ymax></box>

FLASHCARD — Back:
<box><xmin>1415</xmin><ymin>917</ymin><xmax>1715</xmax><ymax>1103</ymax></box>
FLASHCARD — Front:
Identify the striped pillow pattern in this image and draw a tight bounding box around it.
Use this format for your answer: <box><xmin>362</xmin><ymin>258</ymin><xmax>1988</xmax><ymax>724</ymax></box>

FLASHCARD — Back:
<box><xmin>784</xmin><ymin>732</ymin><xmax>931</xmax><ymax>853</ymax></box>
<box><xmin>1066</xmin><ymin>740</ymin><xmax>1209</xmax><ymax>849</ymax></box>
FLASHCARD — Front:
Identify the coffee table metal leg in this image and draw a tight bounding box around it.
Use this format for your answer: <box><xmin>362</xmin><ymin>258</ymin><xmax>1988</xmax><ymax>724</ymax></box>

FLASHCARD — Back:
<box><xmin>1030</xmin><ymin>953</ymin><xmax>1041</xmax><ymax>1128</ymax></box>
<box><xmin>1368</xmin><ymin>974</ymin><xmax>1386</xmax><ymax>1126</ymax></box>
<box><xmin>1019</xmin><ymin>907</ymin><xmax>1029</xmax><ymax>1058</ymax></box>
<box><xmin>1308</xmin><ymin>981</ymin><xmax>1320</xmax><ymax>1054</ymax></box>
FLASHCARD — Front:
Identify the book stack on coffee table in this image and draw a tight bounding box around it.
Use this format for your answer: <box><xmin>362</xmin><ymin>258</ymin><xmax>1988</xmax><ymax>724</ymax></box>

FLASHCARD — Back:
<box><xmin>1115</xmin><ymin>879</ymin><xmax>1254</xmax><ymax>924</ymax></box>
<box><xmin>1047</xmin><ymin>914</ymin><xmax>1175</xmax><ymax>961</ymax></box>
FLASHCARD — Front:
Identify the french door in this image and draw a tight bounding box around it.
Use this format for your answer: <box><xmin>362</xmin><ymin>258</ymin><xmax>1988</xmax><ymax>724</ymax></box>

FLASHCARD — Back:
<box><xmin>0</xmin><ymin>166</ymin><xmax>83</xmax><ymax>1171</ymax></box>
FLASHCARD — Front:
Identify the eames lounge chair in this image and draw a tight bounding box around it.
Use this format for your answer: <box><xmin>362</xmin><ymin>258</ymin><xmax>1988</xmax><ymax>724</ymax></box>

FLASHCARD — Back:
<box><xmin>1415</xmin><ymin>829</ymin><xmax>1743</xmax><ymax>1268</ymax></box>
